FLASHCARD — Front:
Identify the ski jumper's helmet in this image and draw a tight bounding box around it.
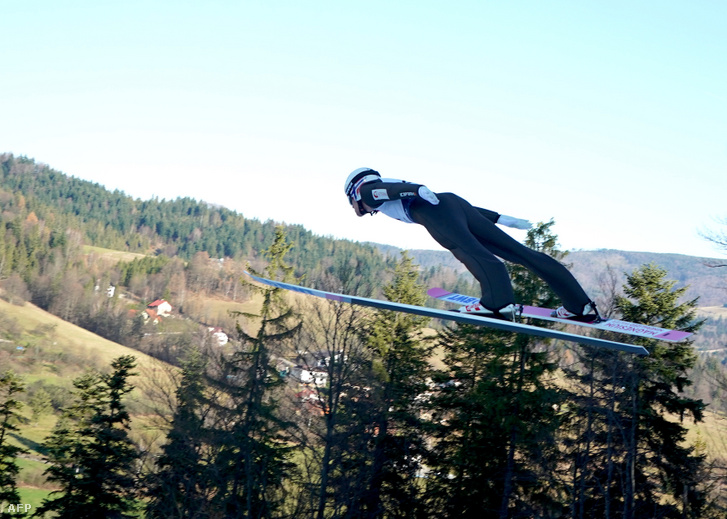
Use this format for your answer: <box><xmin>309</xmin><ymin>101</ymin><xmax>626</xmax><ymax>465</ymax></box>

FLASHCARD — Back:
<box><xmin>344</xmin><ymin>168</ymin><xmax>380</xmax><ymax>203</ymax></box>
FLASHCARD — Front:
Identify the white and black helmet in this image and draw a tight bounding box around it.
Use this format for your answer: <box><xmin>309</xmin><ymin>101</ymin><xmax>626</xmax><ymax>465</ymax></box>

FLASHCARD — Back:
<box><xmin>344</xmin><ymin>168</ymin><xmax>381</xmax><ymax>201</ymax></box>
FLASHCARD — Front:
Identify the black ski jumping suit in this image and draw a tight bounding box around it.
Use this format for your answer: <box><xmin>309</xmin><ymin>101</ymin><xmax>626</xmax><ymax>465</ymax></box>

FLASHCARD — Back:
<box><xmin>356</xmin><ymin>178</ymin><xmax>591</xmax><ymax>314</ymax></box>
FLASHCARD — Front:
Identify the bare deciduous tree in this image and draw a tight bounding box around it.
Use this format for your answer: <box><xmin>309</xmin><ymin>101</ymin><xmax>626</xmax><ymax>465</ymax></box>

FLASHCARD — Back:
<box><xmin>700</xmin><ymin>217</ymin><xmax>727</xmax><ymax>267</ymax></box>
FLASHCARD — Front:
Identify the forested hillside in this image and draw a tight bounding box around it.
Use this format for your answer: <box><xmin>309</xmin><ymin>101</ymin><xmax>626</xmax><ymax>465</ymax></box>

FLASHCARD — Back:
<box><xmin>1</xmin><ymin>153</ymin><xmax>726</xmax><ymax>517</ymax></box>
<box><xmin>0</xmin><ymin>153</ymin><xmax>477</xmax><ymax>346</ymax></box>
<box><xmin>0</xmin><ymin>153</ymin><xmax>391</xmax><ymax>282</ymax></box>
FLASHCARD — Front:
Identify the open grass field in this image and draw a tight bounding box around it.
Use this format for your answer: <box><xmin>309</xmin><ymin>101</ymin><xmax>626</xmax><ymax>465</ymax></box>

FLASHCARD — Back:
<box><xmin>0</xmin><ymin>297</ymin><xmax>161</xmax><ymax>371</ymax></box>
<box><xmin>202</xmin><ymin>294</ymin><xmax>264</xmax><ymax>322</ymax></box>
<box><xmin>0</xmin><ymin>295</ymin><xmax>176</xmax><ymax>496</ymax></box>
<box><xmin>14</xmin><ymin>487</ymin><xmax>52</xmax><ymax>516</ymax></box>
<box><xmin>686</xmin><ymin>410</ymin><xmax>727</xmax><ymax>461</ymax></box>
<box><xmin>83</xmin><ymin>245</ymin><xmax>147</xmax><ymax>264</ymax></box>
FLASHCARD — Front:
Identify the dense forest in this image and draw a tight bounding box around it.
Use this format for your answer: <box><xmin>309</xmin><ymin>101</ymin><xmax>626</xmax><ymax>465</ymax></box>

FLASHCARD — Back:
<box><xmin>0</xmin><ymin>153</ymin><xmax>395</xmax><ymax>282</ymax></box>
<box><xmin>0</xmin><ymin>153</ymin><xmax>476</xmax><ymax>345</ymax></box>
<box><xmin>1</xmin><ymin>153</ymin><xmax>726</xmax><ymax>518</ymax></box>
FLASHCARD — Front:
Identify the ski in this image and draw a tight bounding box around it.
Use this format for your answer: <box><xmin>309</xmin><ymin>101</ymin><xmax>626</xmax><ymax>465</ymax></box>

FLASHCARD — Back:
<box><xmin>427</xmin><ymin>287</ymin><xmax>692</xmax><ymax>343</ymax></box>
<box><xmin>246</xmin><ymin>272</ymin><xmax>648</xmax><ymax>355</ymax></box>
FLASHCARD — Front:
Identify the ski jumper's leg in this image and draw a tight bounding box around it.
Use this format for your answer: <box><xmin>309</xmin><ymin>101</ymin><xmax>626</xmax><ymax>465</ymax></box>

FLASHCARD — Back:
<box><xmin>411</xmin><ymin>193</ymin><xmax>592</xmax><ymax>314</ymax></box>
<box><xmin>463</xmin><ymin>196</ymin><xmax>591</xmax><ymax>313</ymax></box>
<box><xmin>410</xmin><ymin>193</ymin><xmax>516</xmax><ymax>310</ymax></box>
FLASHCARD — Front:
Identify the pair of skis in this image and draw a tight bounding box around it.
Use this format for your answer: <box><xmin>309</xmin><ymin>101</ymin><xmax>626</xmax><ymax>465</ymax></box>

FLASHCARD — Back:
<box><xmin>427</xmin><ymin>288</ymin><xmax>692</xmax><ymax>344</ymax></box>
<box><xmin>246</xmin><ymin>272</ymin><xmax>689</xmax><ymax>355</ymax></box>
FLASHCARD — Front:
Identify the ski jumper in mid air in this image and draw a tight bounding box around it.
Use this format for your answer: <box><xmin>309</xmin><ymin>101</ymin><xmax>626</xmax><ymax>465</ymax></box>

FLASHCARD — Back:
<box><xmin>344</xmin><ymin>168</ymin><xmax>599</xmax><ymax>321</ymax></box>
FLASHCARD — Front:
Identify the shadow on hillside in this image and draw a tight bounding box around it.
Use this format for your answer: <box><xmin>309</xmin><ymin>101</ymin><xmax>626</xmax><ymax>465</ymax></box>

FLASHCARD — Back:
<box><xmin>10</xmin><ymin>432</ymin><xmax>47</xmax><ymax>456</ymax></box>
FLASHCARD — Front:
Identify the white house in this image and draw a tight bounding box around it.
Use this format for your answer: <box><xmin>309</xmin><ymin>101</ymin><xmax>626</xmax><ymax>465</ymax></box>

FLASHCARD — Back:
<box><xmin>208</xmin><ymin>327</ymin><xmax>229</xmax><ymax>346</ymax></box>
<box><xmin>291</xmin><ymin>366</ymin><xmax>329</xmax><ymax>387</ymax></box>
<box><xmin>147</xmin><ymin>299</ymin><xmax>173</xmax><ymax>317</ymax></box>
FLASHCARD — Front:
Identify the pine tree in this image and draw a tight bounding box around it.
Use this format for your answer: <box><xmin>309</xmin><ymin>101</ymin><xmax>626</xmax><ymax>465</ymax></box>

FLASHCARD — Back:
<box><xmin>352</xmin><ymin>251</ymin><xmax>432</xmax><ymax>518</ymax></box>
<box><xmin>211</xmin><ymin>226</ymin><xmax>300</xmax><ymax>518</ymax></box>
<box><xmin>0</xmin><ymin>371</ymin><xmax>26</xmax><ymax>518</ymax></box>
<box><xmin>563</xmin><ymin>263</ymin><xmax>708</xmax><ymax>518</ymax></box>
<box><xmin>34</xmin><ymin>356</ymin><xmax>140</xmax><ymax>519</ymax></box>
<box><xmin>618</xmin><ymin>263</ymin><xmax>706</xmax><ymax>518</ymax></box>
<box><xmin>424</xmin><ymin>222</ymin><xmax>567</xmax><ymax>518</ymax></box>
<box><xmin>145</xmin><ymin>346</ymin><xmax>214</xmax><ymax>519</ymax></box>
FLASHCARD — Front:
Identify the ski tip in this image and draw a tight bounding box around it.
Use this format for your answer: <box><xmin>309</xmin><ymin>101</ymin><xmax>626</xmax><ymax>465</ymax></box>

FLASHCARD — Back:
<box><xmin>654</xmin><ymin>330</ymin><xmax>694</xmax><ymax>341</ymax></box>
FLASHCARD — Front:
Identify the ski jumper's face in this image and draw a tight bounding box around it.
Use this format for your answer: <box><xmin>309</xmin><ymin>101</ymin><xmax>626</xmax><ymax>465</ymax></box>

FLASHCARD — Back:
<box><xmin>350</xmin><ymin>198</ymin><xmax>374</xmax><ymax>217</ymax></box>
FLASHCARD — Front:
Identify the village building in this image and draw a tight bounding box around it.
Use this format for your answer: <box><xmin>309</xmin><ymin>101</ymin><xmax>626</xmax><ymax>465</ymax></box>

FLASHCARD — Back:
<box><xmin>207</xmin><ymin>327</ymin><xmax>229</xmax><ymax>346</ymax></box>
<box><xmin>147</xmin><ymin>299</ymin><xmax>173</xmax><ymax>317</ymax></box>
<box><xmin>291</xmin><ymin>365</ymin><xmax>329</xmax><ymax>387</ymax></box>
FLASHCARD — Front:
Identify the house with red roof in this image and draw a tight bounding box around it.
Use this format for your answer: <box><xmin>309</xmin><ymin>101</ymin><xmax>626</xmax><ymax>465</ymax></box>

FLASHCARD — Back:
<box><xmin>147</xmin><ymin>299</ymin><xmax>173</xmax><ymax>317</ymax></box>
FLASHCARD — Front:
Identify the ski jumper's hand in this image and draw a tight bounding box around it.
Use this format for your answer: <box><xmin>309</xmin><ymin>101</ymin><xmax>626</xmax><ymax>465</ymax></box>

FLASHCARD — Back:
<box><xmin>497</xmin><ymin>215</ymin><xmax>532</xmax><ymax>230</ymax></box>
<box><xmin>417</xmin><ymin>186</ymin><xmax>439</xmax><ymax>205</ymax></box>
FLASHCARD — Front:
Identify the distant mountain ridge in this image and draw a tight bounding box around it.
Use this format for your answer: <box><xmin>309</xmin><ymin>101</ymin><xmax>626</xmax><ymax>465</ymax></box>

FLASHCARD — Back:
<box><xmin>568</xmin><ymin>250</ymin><xmax>726</xmax><ymax>307</ymax></box>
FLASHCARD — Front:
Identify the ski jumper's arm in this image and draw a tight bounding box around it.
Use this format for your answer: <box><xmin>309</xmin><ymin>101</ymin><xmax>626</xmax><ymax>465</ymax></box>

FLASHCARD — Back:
<box><xmin>357</xmin><ymin>180</ymin><xmax>439</xmax><ymax>208</ymax></box>
<box><xmin>476</xmin><ymin>207</ymin><xmax>500</xmax><ymax>223</ymax></box>
<box><xmin>358</xmin><ymin>180</ymin><xmax>530</xmax><ymax>229</ymax></box>
<box><xmin>477</xmin><ymin>207</ymin><xmax>531</xmax><ymax>229</ymax></box>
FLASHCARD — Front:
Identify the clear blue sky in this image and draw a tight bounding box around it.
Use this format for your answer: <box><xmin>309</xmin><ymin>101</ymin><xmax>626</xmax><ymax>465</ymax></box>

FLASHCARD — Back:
<box><xmin>2</xmin><ymin>1</ymin><xmax>725</xmax><ymax>258</ymax></box>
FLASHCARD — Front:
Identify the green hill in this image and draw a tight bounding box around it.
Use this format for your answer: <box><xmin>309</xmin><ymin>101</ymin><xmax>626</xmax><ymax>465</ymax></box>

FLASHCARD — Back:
<box><xmin>1</xmin><ymin>292</ymin><xmax>175</xmax><ymax>503</ymax></box>
<box><xmin>0</xmin><ymin>153</ymin><xmax>390</xmax><ymax>283</ymax></box>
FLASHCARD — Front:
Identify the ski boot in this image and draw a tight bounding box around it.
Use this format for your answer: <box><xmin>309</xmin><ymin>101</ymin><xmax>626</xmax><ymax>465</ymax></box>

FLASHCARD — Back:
<box><xmin>551</xmin><ymin>301</ymin><xmax>602</xmax><ymax>323</ymax></box>
<box><xmin>459</xmin><ymin>303</ymin><xmax>521</xmax><ymax>322</ymax></box>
